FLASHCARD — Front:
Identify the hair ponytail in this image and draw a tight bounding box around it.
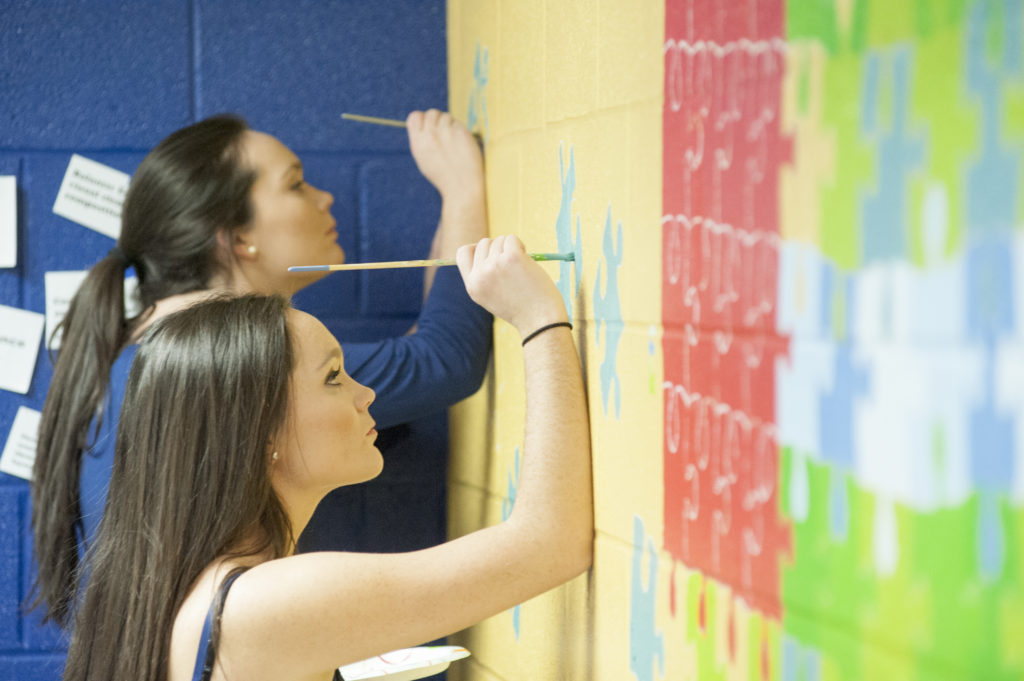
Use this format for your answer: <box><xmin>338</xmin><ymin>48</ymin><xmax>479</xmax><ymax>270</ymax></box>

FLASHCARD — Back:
<box><xmin>29</xmin><ymin>114</ymin><xmax>255</xmax><ymax>627</ymax></box>
<box><xmin>31</xmin><ymin>251</ymin><xmax>130</xmax><ymax>626</ymax></box>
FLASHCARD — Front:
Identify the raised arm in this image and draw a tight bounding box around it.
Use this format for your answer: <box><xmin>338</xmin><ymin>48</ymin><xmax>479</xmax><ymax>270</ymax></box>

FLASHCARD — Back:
<box><xmin>406</xmin><ymin>109</ymin><xmax>487</xmax><ymax>295</ymax></box>
<box><xmin>222</xmin><ymin>237</ymin><xmax>593</xmax><ymax>680</ymax></box>
<box><xmin>338</xmin><ymin>265</ymin><xmax>491</xmax><ymax>428</ymax></box>
<box><xmin>336</xmin><ymin>110</ymin><xmax>491</xmax><ymax>424</ymax></box>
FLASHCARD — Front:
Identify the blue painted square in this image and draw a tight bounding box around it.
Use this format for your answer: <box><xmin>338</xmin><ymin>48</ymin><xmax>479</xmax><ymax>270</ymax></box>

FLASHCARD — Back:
<box><xmin>0</xmin><ymin>654</ymin><xmax>67</xmax><ymax>681</ymax></box>
<box><xmin>0</xmin><ymin>488</ymin><xmax>22</xmax><ymax>648</ymax></box>
<box><xmin>290</xmin><ymin>155</ymin><xmax>360</xmax><ymax>321</ymax></box>
<box><xmin>358</xmin><ymin>159</ymin><xmax>441</xmax><ymax>318</ymax></box>
<box><xmin>0</xmin><ymin>2</ymin><xmax>192</xmax><ymax>148</ymax></box>
<box><xmin>196</xmin><ymin>0</ymin><xmax>447</xmax><ymax>153</ymax></box>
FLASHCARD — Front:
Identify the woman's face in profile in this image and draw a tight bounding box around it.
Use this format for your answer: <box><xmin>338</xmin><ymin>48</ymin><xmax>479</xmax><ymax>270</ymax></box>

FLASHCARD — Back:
<box><xmin>240</xmin><ymin>131</ymin><xmax>346</xmax><ymax>288</ymax></box>
<box><xmin>271</xmin><ymin>309</ymin><xmax>382</xmax><ymax>496</ymax></box>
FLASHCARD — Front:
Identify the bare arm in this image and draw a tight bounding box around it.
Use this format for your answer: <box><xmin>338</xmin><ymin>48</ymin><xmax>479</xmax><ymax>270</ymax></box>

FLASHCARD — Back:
<box><xmin>219</xmin><ymin>237</ymin><xmax>592</xmax><ymax>680</ymax></box>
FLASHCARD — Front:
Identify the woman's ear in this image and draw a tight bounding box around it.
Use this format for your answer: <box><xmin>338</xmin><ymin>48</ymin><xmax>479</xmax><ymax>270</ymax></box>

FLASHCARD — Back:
<box><xmin>218</xmin><ymin>229</ymin><xmax>258</xmax><ymax>262</ymax></box>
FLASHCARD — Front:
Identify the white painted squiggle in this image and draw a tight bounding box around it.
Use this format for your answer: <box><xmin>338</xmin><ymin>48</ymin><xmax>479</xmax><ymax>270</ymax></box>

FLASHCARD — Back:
<box><xmin>663</xmin><ymin>213</ymin><xmax>779</xmax><ymax>328</ymax></box>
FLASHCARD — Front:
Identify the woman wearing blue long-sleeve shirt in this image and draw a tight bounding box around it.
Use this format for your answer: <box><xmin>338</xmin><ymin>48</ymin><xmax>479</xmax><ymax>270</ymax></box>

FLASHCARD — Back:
<box><xmin>32</xmin><ymin>110</ymin><xmax>491</xmax><ymax>628</ymax></box>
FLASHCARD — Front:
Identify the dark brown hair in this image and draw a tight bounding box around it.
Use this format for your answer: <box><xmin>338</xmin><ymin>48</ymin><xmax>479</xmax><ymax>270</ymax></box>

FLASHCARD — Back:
<box><xmin>62</xmin><ymin>294</ymin><xmax>295</xmax><ymax>681</ymax></box>
<box><xmin>31</xmin><ymin>115</ymin><xmax>257</xmax><ymax>627</ymax></box>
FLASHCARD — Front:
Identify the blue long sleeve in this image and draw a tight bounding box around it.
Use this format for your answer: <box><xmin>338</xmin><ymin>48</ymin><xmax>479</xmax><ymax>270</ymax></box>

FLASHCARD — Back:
<box><xmin>337</xmin><ymin>266</ymin><xmax>492</xmax><ymax>429</ymax></box>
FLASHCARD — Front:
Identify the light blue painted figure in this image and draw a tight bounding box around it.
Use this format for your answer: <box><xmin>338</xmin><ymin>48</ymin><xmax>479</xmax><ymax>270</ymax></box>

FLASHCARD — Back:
<box><xmin>593</xmin><ymin>206</ymin><xmax>624</xmax><ymax>418</ymax></box>
<box><xmin>554</xmin><ymin>145</ymin><xmax>584</xmax><ymax>319</ymax></box>
<box><xmin>819</xmin><ymin>270</ymin><xmax>868</xmax><ymax>540</ymax></box>
<box><xmin>963</xmin><ymin>0</ymin><xmax>1023</xmax><ymax>580</ymax></box>
<box><xmin>782</xmin><ymin>635</ymin><xmax>822</xmax><ymax>681</ymax></box>
<box><xmin>860</xmin><ymin>47</ymin><xmax>925</xmax><ymax>264</ymax></box>
<box><xmin>502</xmin><ymin>447</ymin><xmax>522</xmax><ymax>638</ymax></box>
<box><xmin>466</xmin><ymin>42</ymin><xmax>489</xmax><ymax>144</ymax></box>
<box><xmin>630</xmin><ymin>515</ymin><xmax>664</xmax><ymax>681</ymax></box>
<box><xmin>965</xmin><ymin>0</ymin><xmax>1021</xmax><ymax>238</ymax></box>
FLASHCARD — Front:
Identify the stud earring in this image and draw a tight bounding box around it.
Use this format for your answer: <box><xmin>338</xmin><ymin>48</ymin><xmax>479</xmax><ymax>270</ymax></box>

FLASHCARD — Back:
<box><xmin>271</xmin><ymin>451</ymin><xmax>279</xmax><ymax>462</ymax></box>
<box><xmin>248</xmin><ymin>245</ymin><xmax>257</xmax><ymax>255</ymax></box>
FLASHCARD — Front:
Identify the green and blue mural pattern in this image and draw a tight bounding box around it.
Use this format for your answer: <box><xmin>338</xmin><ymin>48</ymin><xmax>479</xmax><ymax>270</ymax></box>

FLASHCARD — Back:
<box><xmin>658</xmin><ymin>0</ymin><xmax>1024</xmax><ymax>679</ymax></box>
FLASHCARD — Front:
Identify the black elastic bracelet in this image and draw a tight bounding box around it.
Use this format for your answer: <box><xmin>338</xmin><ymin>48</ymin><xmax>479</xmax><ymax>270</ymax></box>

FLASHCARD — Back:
<box><xmin>521</xmin><ymin>321</ymin><xmax>572</xmax><ymax>346</ymax></box>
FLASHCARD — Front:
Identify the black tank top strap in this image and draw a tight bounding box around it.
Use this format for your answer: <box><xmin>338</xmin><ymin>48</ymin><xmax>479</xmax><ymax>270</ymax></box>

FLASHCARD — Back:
<box><xmin>191</xmin><ymin>570</ymin><xmax>246</xmax><ymax>681</ymax></box>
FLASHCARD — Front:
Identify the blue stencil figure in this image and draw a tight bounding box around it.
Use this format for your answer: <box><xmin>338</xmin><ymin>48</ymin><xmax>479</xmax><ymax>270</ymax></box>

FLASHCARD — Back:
<box><xmin>818</xmin><ymin>269</ymin><xmax>868</xmax><ymax>472</ymax></box>
<box><xmin>502</xmin><ymin>447</ymin><xmax>522</xmax><ymax>638</ymax></box>
<box><xmin>782</xmin><ymin>635</ymin><xmax>822</xmax><ymax>681</ymax></box>
<box><xmin>860</xmin><ymin>47</ymin><xmax>925</xmax><ymax>264</ymax></box>
<box><xmin>555</xmin><ymin>145</ymin><xmax>584</xmax><ymax>318</ymax></box>
<box><xmin>965</xmin><ymin>0</ymin><xmax>1022</xmax><ymax>238</ymax></box>
<box><xmin>964</xmin><ymin>2</ymin><xmax>1020</xmax><ymax>578</ymax></box>
<box><xmin>968</xmin><ymin>329</ymin><xmax>1014</xmax><ymax>580</ymax></box>
<box><xmin>466</xmin><ymin>42</ymin><xmax>489</xmax><ymax>143</ymax></box>
<box><xmin>817</xmin><ymin>267</ymin><xmax>867</xmax><ymax>539</ymax></box>
<box><xmin>630</xmin><ymin>516</ymin><xmax>664</xmax><ymax>681</ymax></box>
<box><xmin>977</xmin><ymin>493</ymin><xmax>1005</xmax><ymax>581</ymax></box>
<box><xmin>593</xmin><ymin>206</ymin><xmax>624</xmax><ymax>418</ymax></box>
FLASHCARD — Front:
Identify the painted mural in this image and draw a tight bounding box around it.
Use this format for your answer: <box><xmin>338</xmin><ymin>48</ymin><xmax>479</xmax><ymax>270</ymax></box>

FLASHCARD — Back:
<box><xmin>447</xmin><ymin>1</ymin><xmax>1024</xmax><ymax>679</ymax></box>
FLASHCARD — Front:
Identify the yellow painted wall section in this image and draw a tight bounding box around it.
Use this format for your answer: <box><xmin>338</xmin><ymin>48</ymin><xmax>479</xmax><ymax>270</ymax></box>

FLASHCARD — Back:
<box><xmin>447</xmin><ymin>2</ymin><xmax>1024</xmax><ymax>680</ymax></box>
<box><xmin>446</xmin><ymin>2</ymin><xmax>667</xmax><ymax>680</ymax></box>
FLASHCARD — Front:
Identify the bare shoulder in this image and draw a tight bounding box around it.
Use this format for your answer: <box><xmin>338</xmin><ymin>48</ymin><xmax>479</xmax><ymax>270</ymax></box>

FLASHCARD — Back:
<box><xmin>166</xmin><ymin>560</ymin><xmax>252</xmax><ymax>681</ymax></box>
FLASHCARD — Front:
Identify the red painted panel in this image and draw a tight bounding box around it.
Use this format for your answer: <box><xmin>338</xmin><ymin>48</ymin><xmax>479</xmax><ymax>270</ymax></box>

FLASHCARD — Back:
<box><xmin>662</xmin><ymin>0</ymin><xmax>791</xmax><ymax>618</ymax></box>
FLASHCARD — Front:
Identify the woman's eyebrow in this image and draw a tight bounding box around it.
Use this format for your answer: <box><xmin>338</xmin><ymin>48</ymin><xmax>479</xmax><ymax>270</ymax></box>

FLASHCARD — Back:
<box><xmin>317</xmin><ymin>346</ymin><xmax>342</xmax><ymax>370</ymax></box>
<box><xmin>281</xmin><ymin>161</ymin><xmax>303</xmax><ymax>181</ymax></box>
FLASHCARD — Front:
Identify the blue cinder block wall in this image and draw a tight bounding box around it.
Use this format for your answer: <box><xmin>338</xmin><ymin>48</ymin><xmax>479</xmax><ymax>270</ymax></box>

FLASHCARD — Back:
<box><xmin>0</xmin><ymin>2</ymin><xmax>447</xmax><ymax>678</ymax></box>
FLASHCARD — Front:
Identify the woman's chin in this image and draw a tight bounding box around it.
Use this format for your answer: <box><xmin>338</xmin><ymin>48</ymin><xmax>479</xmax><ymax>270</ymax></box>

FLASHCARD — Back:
<box><xmin>330</xmin><ymin>244</ymin><xmax>346</xmax><ymax>265</ymax></box>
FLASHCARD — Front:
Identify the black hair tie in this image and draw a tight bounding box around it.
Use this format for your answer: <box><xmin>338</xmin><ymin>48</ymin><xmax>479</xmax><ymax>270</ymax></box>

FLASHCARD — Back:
<box><xmin>108</xmin><ymin>246</ymin><xmax>132</xmax><ymax>269</ymax></box>
<box><xmin>521</xmin><ymin>321</ymin><xmax>572</xmax><ymax>346</ymax></box>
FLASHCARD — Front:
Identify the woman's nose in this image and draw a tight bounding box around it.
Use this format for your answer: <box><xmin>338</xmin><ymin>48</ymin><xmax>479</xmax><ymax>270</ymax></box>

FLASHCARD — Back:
<box><xmin>319</xmin><ymin>187</ymin><xmax>334</xmax><ymax>211</ymax></box>
<box><xmin>359</xmin><ymin>384</ymin><xmax>375</xmax><ymax>411</ymax></box>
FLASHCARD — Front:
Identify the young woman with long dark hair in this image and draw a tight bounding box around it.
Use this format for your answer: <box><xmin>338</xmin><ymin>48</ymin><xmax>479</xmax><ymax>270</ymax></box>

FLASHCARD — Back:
<box><xmin>31</xmin><ymin>110</ymin><xmax>491</xmax><ymax>628</ymax></box>
<box><xmin>63</xmin><ymin>236</ymin><xmax>591</xmax><ymax>681</ymax></box>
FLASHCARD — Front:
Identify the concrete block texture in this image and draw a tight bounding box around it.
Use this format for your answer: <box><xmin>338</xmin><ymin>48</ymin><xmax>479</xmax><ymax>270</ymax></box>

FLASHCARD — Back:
<box><xmin>197</xmin><ymin>0</ymin><xmax>448</xmax><ymax>152</ymax></box>
<box><xmin>0</xmin><ymin>2</ymin><xmax>193</xmax><ymax>149</ymax></box>
<box><xmin>0</xmin><ymin>2</ymin><xmax>449</xmax><ymax>677</ymax></box>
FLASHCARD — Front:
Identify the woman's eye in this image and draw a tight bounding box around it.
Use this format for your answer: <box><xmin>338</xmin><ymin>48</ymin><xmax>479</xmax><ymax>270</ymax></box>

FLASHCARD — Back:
<box><xmin>326</xmin><ymin>368</ymin><xmax>341</xmax><ymax>385</ymax></box>
<box><xmin>292</xmin><ymin>179</ymin><xmax>305</xmax><ymax>191</ymax></box>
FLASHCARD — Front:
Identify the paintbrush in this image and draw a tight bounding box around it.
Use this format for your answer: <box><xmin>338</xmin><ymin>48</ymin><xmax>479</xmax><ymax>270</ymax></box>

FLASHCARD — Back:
<box><xmin>341</xmin><ymin>113</ymin><xmax>484</xmax><ymax>144</ymax></box>
<box><xmin>341</xmin><ymin>113</ymin><xmax>409</xmax><ymax>128</ymax></box>
<box><xmin>289</xmin><ymin>252</ymin><xmax>574</xmax><ymax>273</ymax></box>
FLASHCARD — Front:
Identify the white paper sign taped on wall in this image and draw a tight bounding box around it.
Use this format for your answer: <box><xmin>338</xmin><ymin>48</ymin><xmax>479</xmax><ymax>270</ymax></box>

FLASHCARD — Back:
<box><xmin>44</xmin><ymin>270</ymin><xmax>88</xmax><ymax>350</ymax></box>
<box><xmin>0</xmin><ymin>303</ymin><xmax>45</xmax><ymax>394</ymax></box>
<box><xmin>338</xmin><ymin>646</ymin><xmax>470</xmax><ymax>681</ymax></box>
<box><xmin>52</xmin><ymin>154</ymin><xmax>130</xmax><ymax>239</ymax></box>
<box><xmin>0</xmin><ymin>405</ymin><xmax>41</xmax><ymax>480</ymax></box>
<box><xmin>0</xmin><ymin>176</ymin><xmax>16</xmax><ymax>268</ymax></box>
<box><xmin>45</xmin><ymin>270</ymin><xmax>142</xmax><ymax>350</ymax></box>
